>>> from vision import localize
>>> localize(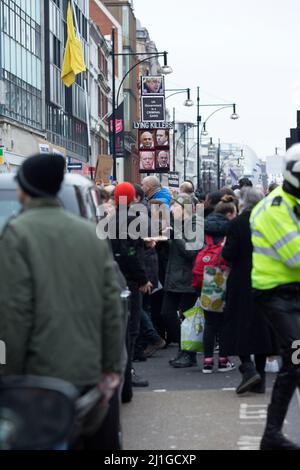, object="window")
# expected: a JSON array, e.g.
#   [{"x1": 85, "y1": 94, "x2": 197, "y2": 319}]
[
  {"x1": 4, "y1": 34, "x2": 10, "y2": 71},
  {"x1": 51, "y1": 34, "x2": 61, "y2": 68},
  {"x1": 82, "y1": 16, "x2": 87, "y2": 41},
  {"x1": 15, "y1": 14, "x2": 20, "y2": 42},
  {"x1": 122, "y1": 6, "x2": 130, "y2": 40},
  {"x1": 9, "y1": 8, "x2": 15, "y2": 38},
  {"x1": 0, "y1": 69, "x2": 42, "y2": 129},
  {"x1": 2, "y1": 4, "x2": 9, "y2": 34},
  {"x1": 98, "y1": 90, "x2": 108, "y2": 119},
  {"x1": 16, "y1": 43, "x2": 22, "y2": 77},
  {"x1": 98, "y1": 50, "x2": 108, "y2": 79},
  {"x1": 101, "y1": 138, "x2": 108, "y2": 155}
]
